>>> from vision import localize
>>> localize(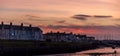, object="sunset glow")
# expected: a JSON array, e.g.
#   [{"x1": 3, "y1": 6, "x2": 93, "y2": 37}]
[{"x1": 0, "y1": 0, "x2": 120, "y2": 40}]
